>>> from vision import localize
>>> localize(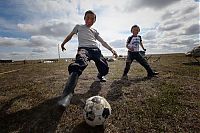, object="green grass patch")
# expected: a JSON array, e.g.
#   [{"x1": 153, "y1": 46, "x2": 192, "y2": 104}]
[
  {"x1": 142, "y1": 83, "x2": 186, "y2": 131},
  {"x1": 147, "y1": 83, "x2": 182, "y2": 111}
]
